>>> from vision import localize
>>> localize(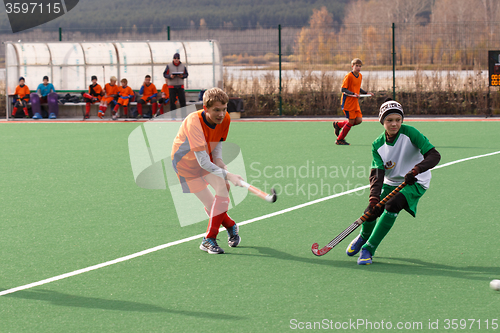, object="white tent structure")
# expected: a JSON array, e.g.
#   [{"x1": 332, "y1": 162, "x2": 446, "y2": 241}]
[{"x1": 5, "y1": 40, "x2": 223, "y2": 118}]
